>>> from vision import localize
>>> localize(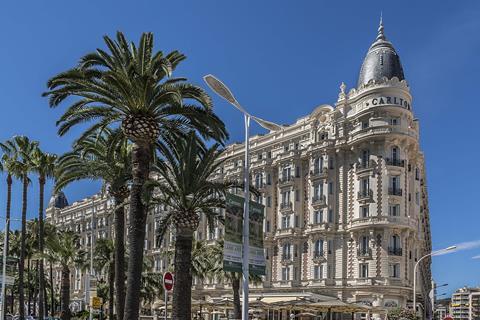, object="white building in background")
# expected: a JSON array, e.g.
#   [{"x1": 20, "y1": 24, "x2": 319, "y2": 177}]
[
  {"x1": 46, "y1": 20, "x2": 432, "y2": 318},
  {"x1": 450, "y1": 287, "x2": 480, "y2": 320}
]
